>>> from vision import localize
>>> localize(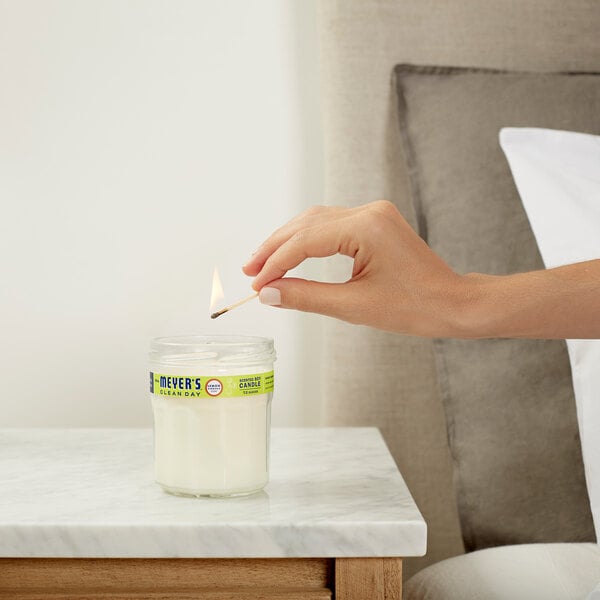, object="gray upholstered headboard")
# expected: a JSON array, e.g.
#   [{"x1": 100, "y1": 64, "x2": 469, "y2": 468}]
[{"x1": 316, "y1": 0, "x2": 600, "y2": 579}]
